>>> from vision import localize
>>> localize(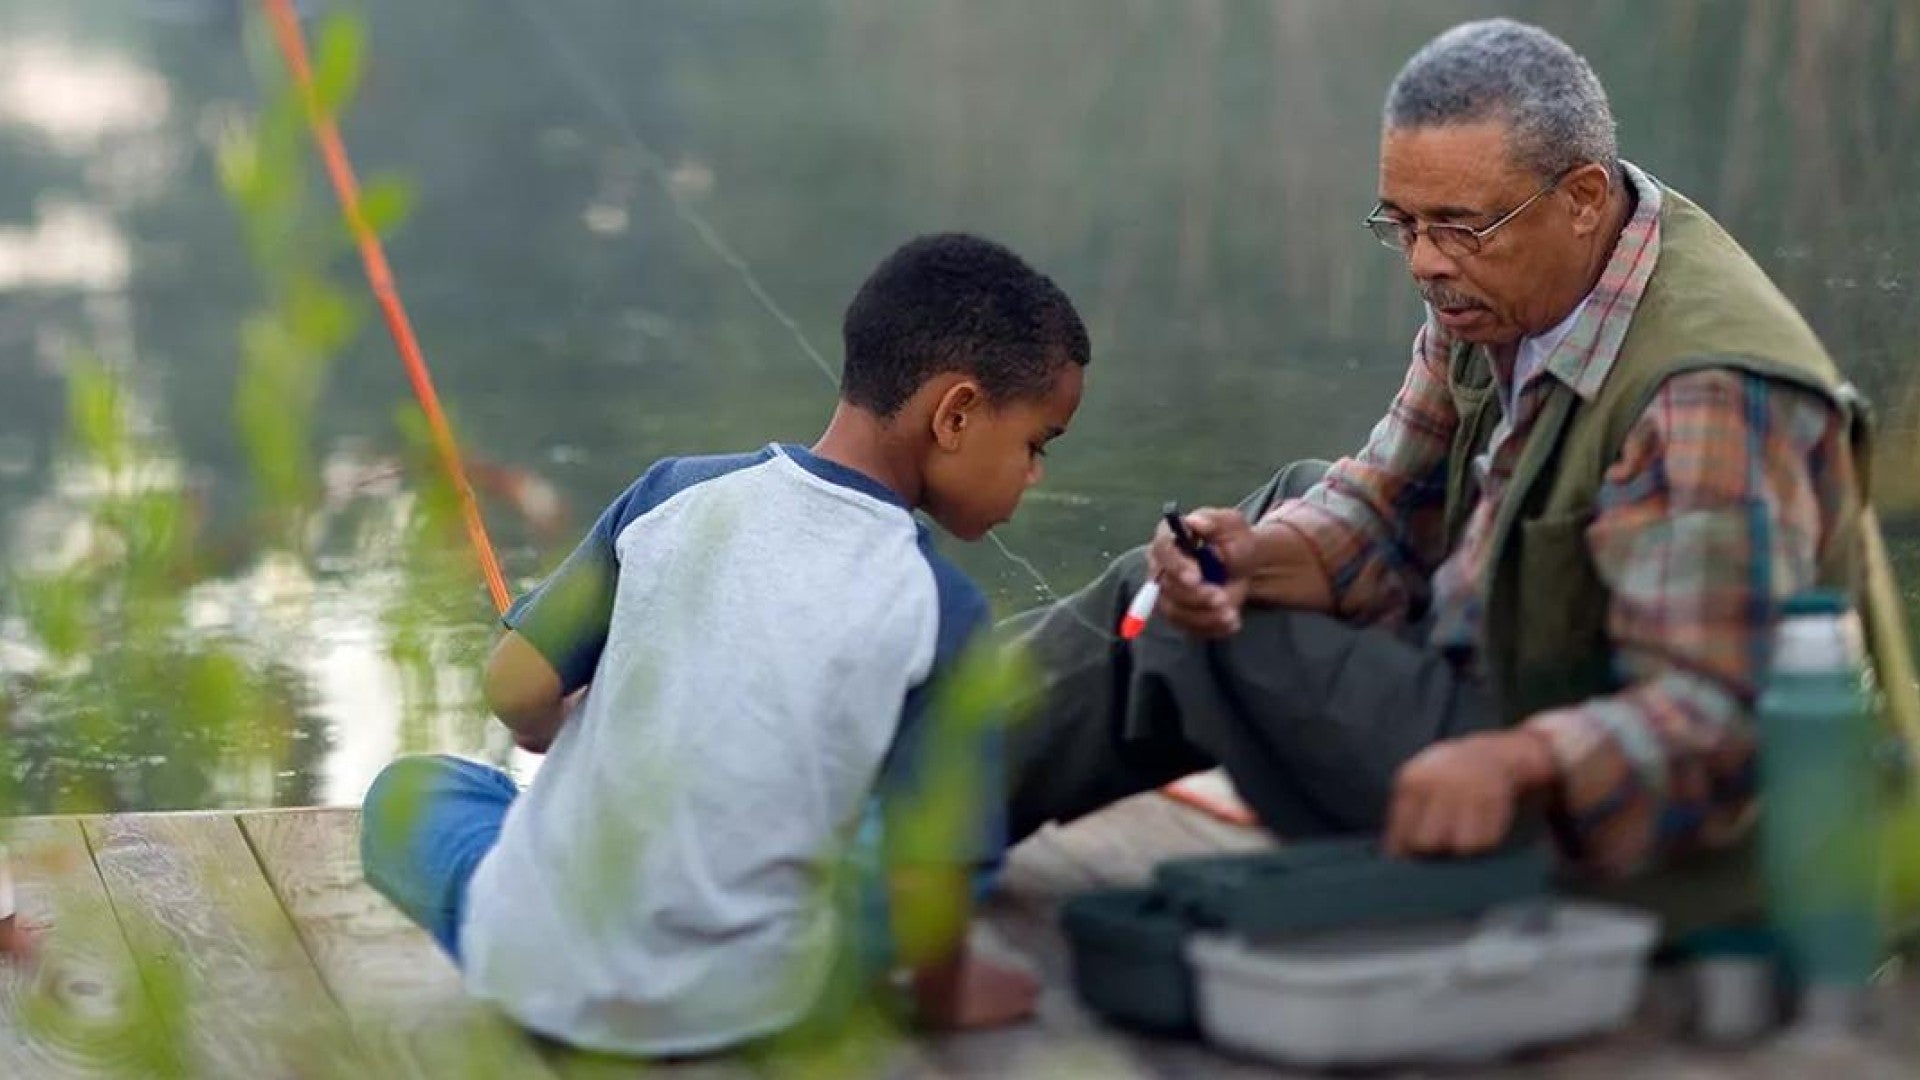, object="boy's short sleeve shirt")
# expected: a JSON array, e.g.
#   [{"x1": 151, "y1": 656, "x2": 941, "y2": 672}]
[{"x1": 464, "y1": 443, "x2": 1001, "y2": 1055}]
